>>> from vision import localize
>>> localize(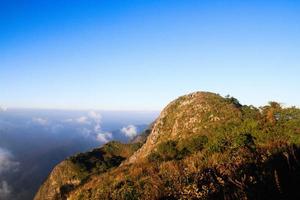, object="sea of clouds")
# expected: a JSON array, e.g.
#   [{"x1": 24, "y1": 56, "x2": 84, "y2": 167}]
[{"x1": 0, "y1": 109, "x2": 158, "y2": 200}]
